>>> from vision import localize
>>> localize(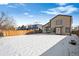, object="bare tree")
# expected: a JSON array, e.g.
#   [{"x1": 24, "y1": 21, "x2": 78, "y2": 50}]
[{"x1": 0, "y1": 12, "x2": 16, "y2": 30}]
